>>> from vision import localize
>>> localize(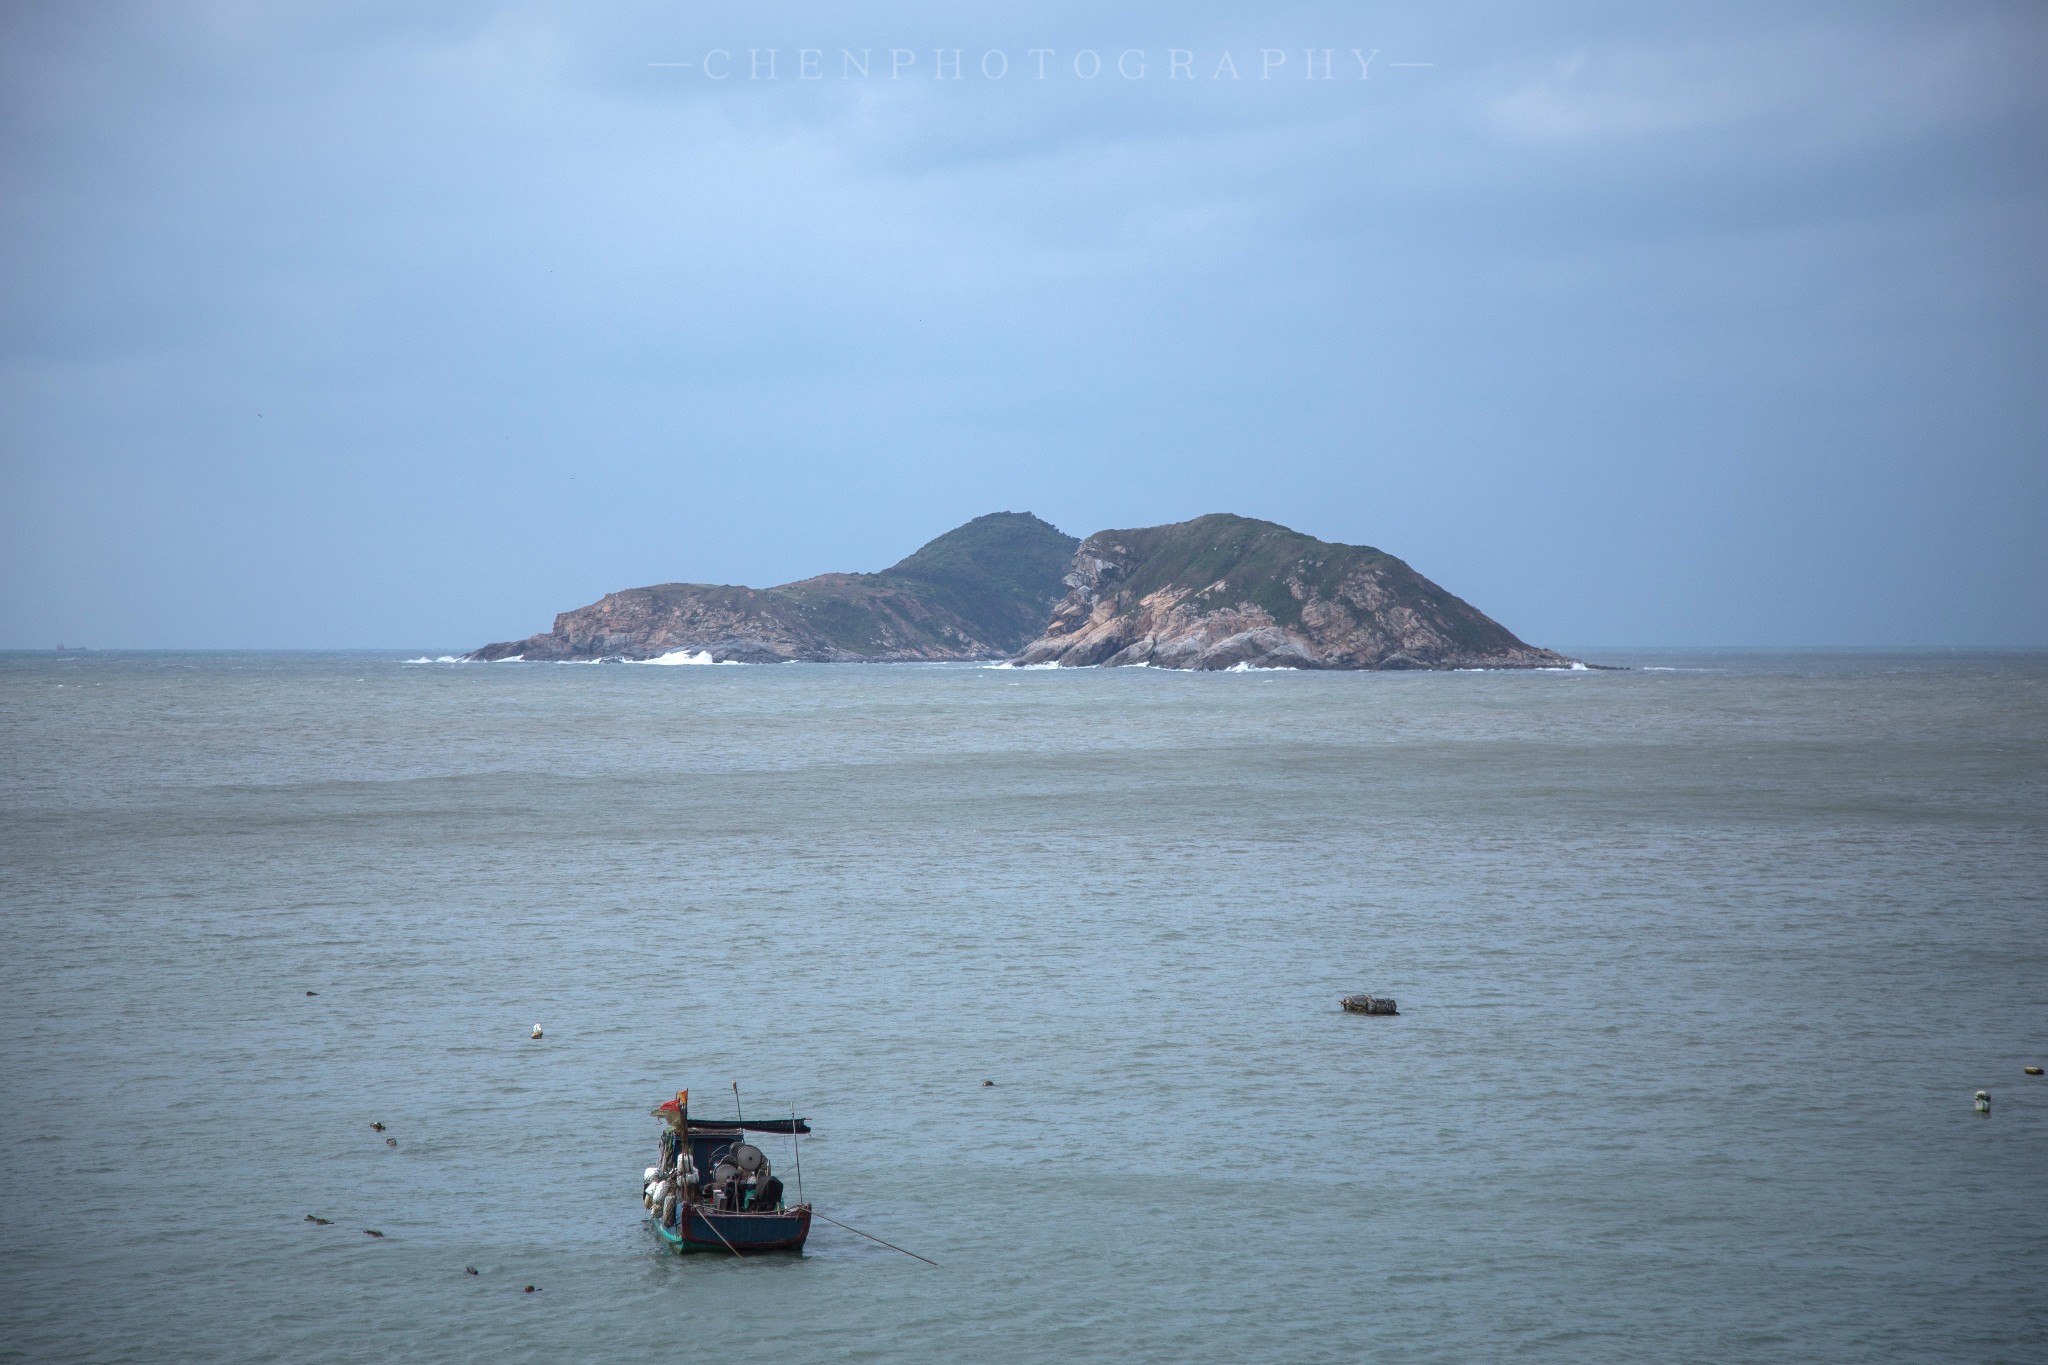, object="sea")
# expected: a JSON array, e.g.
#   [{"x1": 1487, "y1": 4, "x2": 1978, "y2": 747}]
[{"x1": 1, "y1": 648, "x2": 2043, "y2": 1363}]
